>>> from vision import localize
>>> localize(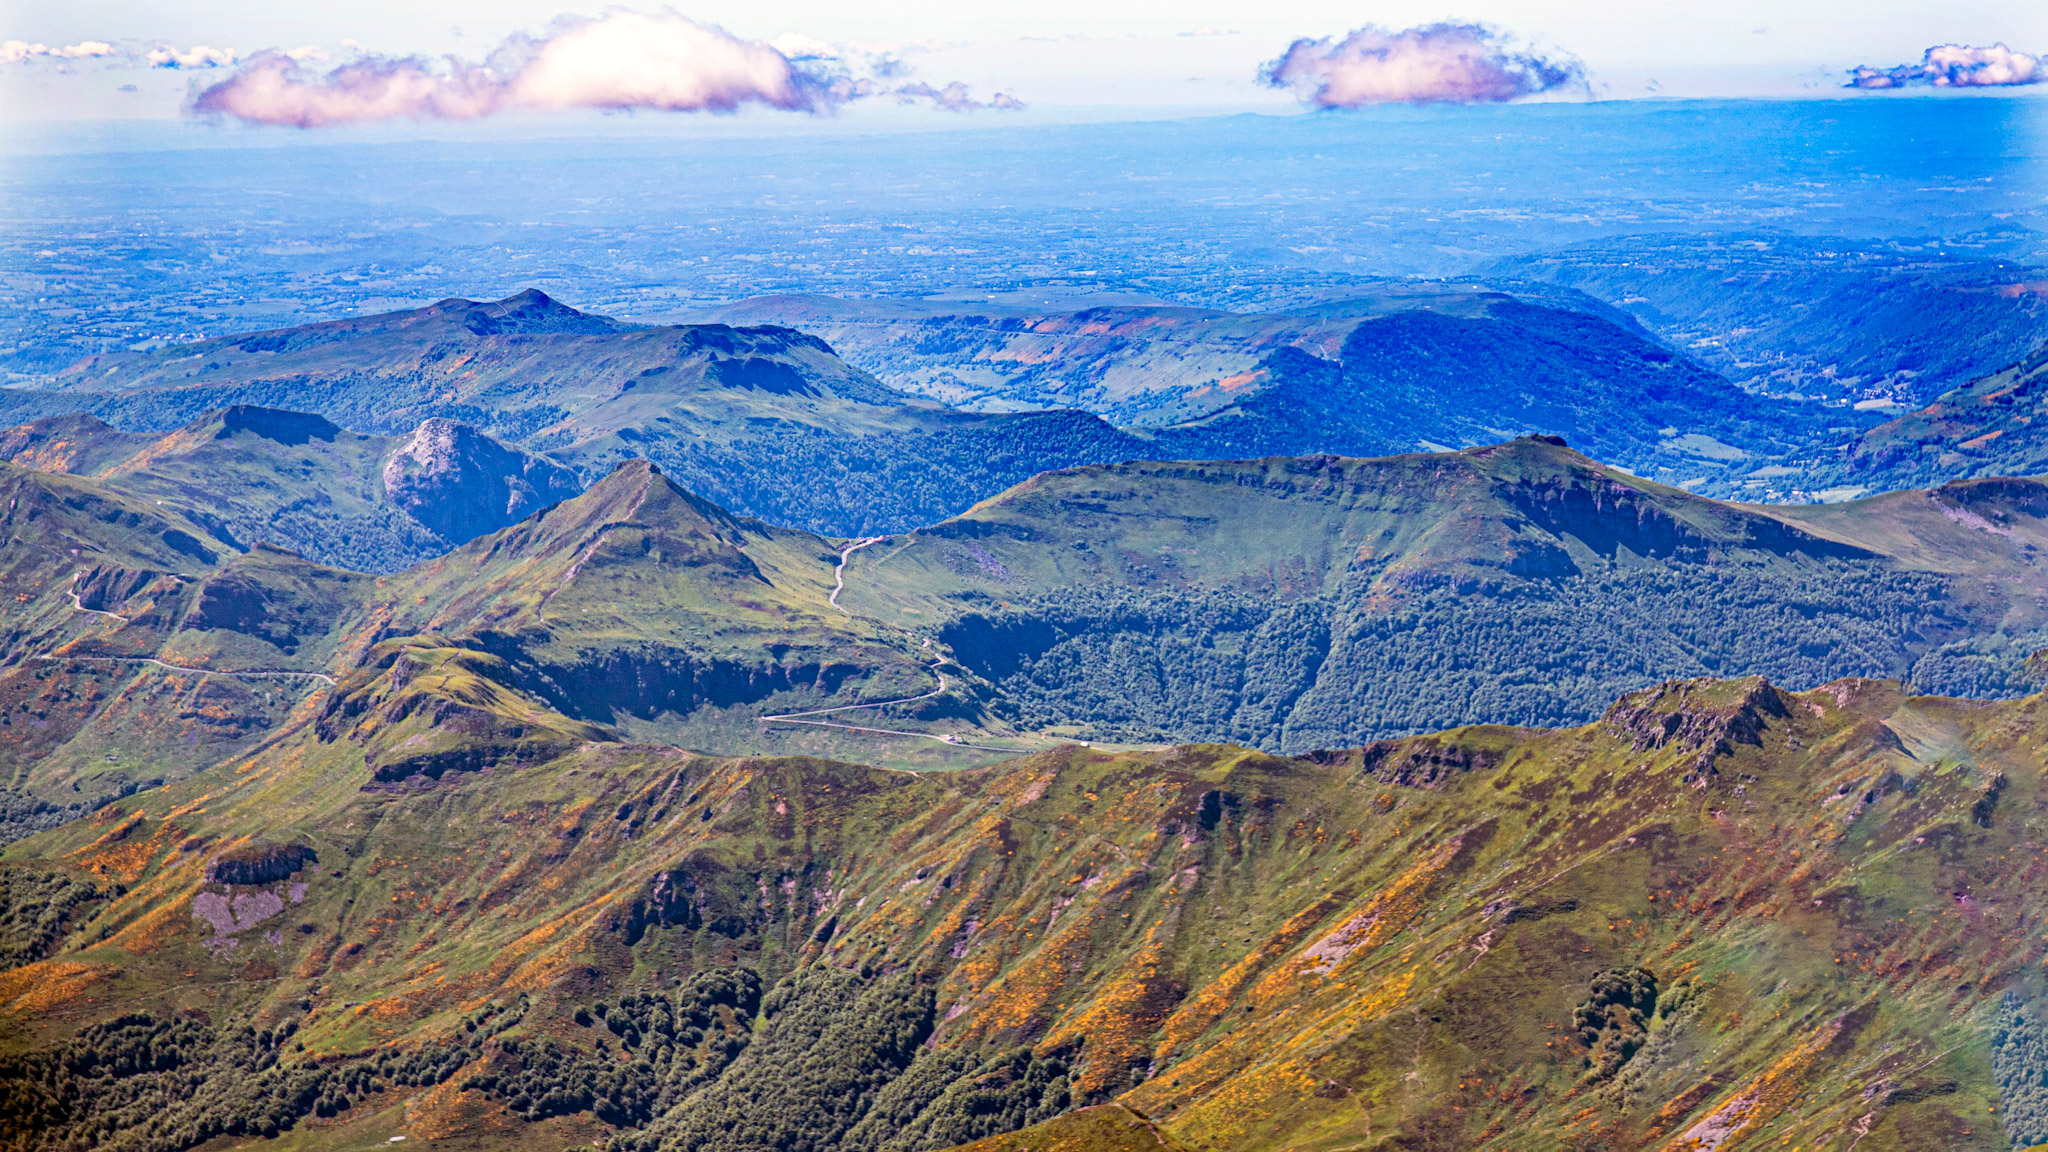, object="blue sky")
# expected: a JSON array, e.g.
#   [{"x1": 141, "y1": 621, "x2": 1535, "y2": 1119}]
[{"x1": 5, "y1": 0, "x2": 2046, "y2": 124}]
